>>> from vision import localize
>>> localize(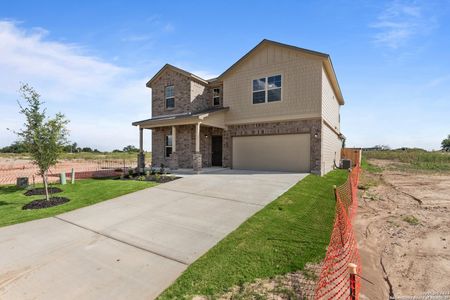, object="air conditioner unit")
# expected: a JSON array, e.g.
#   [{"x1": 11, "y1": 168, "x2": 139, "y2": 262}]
[{"x1": 341, "y1": 159, "x2": 352, "y2": 169}]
